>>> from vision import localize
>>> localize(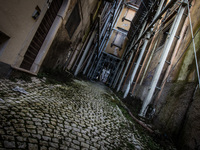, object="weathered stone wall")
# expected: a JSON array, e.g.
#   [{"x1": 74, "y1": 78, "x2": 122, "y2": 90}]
[
  {"x1": 153, "y1": 82, "x2": 196, "y2": 136},
  {"x1": 153, "y1": 0, "x2": 200, "y2": 149},
  {"x1": 178, "y1": 89, "x2": 200, "y2": 150},
  {"x1": 153, "y1": 82, "x2": 200, "y2": 149},
  {"x1": 41, "y1": 0, "x2": 99, "y2": 70}
]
